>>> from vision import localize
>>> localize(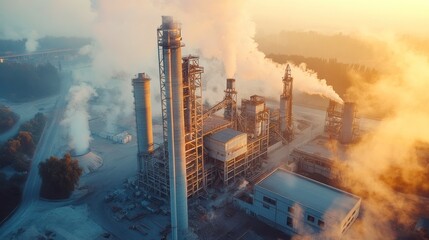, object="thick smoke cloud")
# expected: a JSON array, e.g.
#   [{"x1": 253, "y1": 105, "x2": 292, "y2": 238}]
[
  {"x1": 340, "y1": 36, "x2": 429, "y2": 238},
  {"x1": 61, "y1": 83, "x2": 96, "y2": 155},
  {"x1": 2, "y1": 1, "x2": 342, "y2": 148},
  {"x1": 295, "y1": 36, "x2": 429, "y2": 239}
]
